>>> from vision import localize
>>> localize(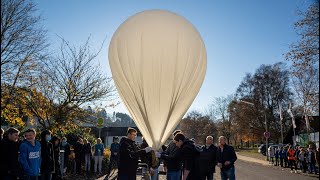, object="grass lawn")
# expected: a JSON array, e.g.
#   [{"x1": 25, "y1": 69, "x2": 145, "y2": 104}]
[{"x1": 236, "y1": 148, "x2": 267, "y2": 161}]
